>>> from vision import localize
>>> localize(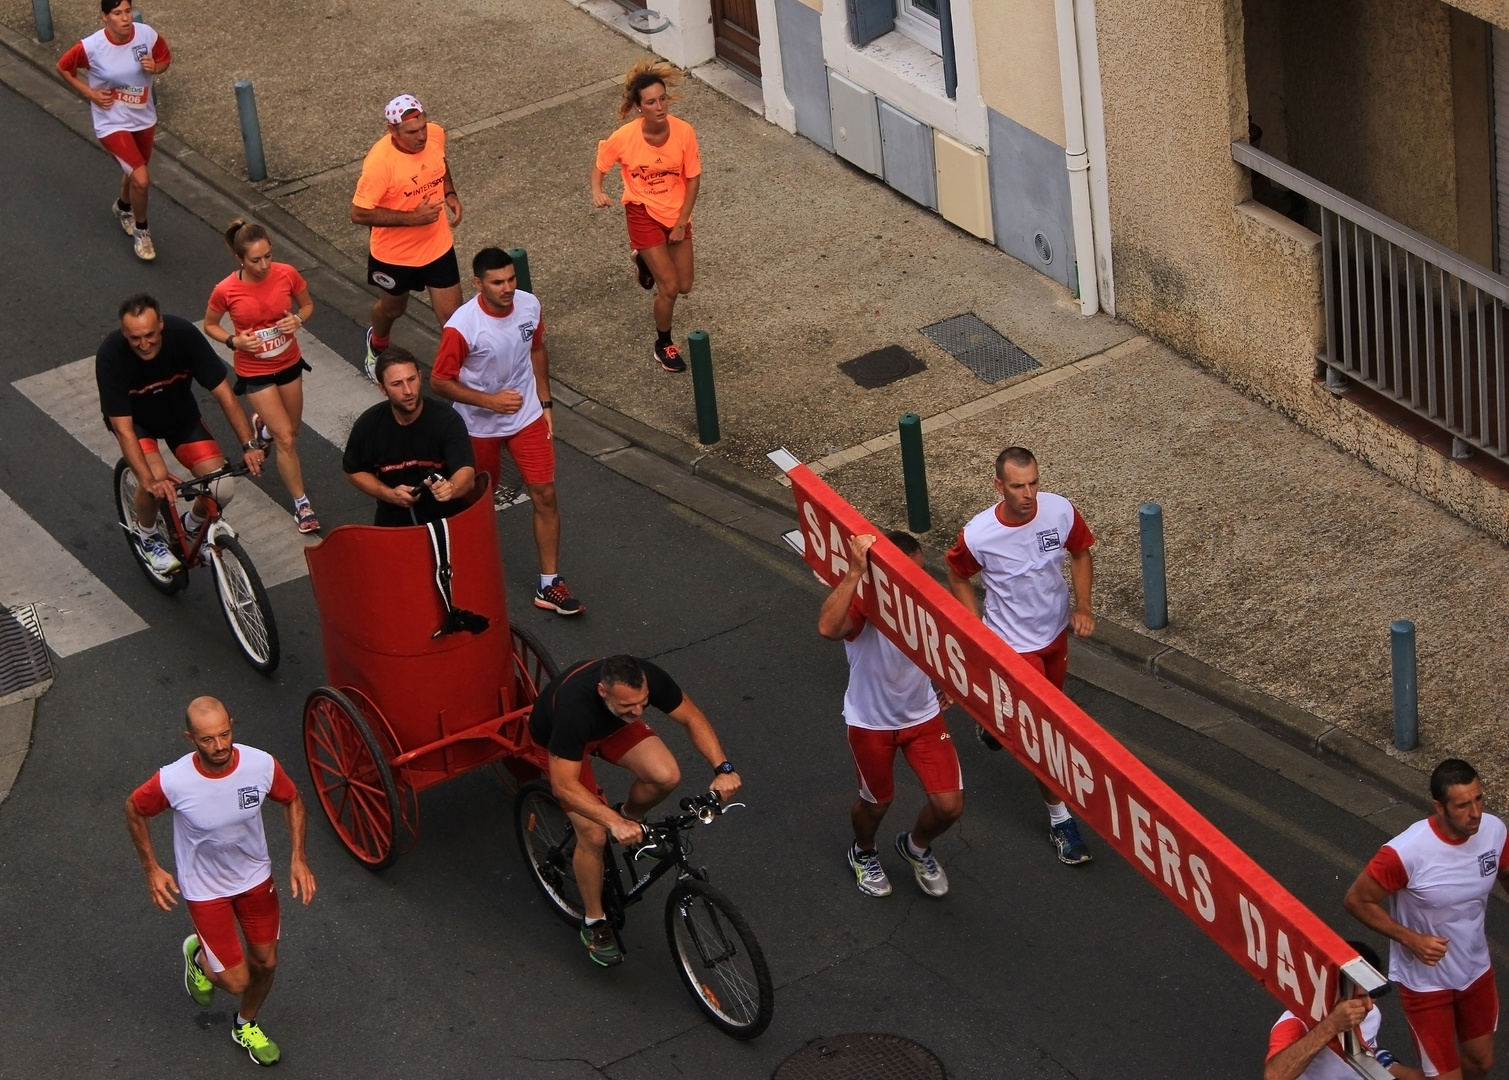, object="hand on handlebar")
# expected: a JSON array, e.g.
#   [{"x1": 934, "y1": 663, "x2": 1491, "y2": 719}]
[
  {"x1": 710, "y1": 770, "x2": 741, "y2": 802},
  {"x1": 146, "y1": 476, "x2": 180, "y2": 503},
  {"x1": 241, "y1": 446, "x2": 266, "y2": 477},
  {"x1": 610, "y1": 815, "x2": 646, "y2": 845}
]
